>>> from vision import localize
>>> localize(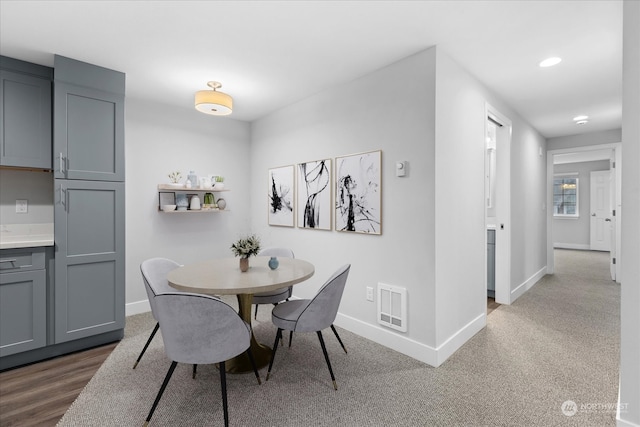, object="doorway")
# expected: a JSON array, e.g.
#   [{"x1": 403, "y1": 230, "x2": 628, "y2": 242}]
[
  {"x1": 546, "y1": 143, "x2": 621, "y2": 281},
  {"x1": 485, "y1": 104, "x2": 512, "y2": 306}
]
